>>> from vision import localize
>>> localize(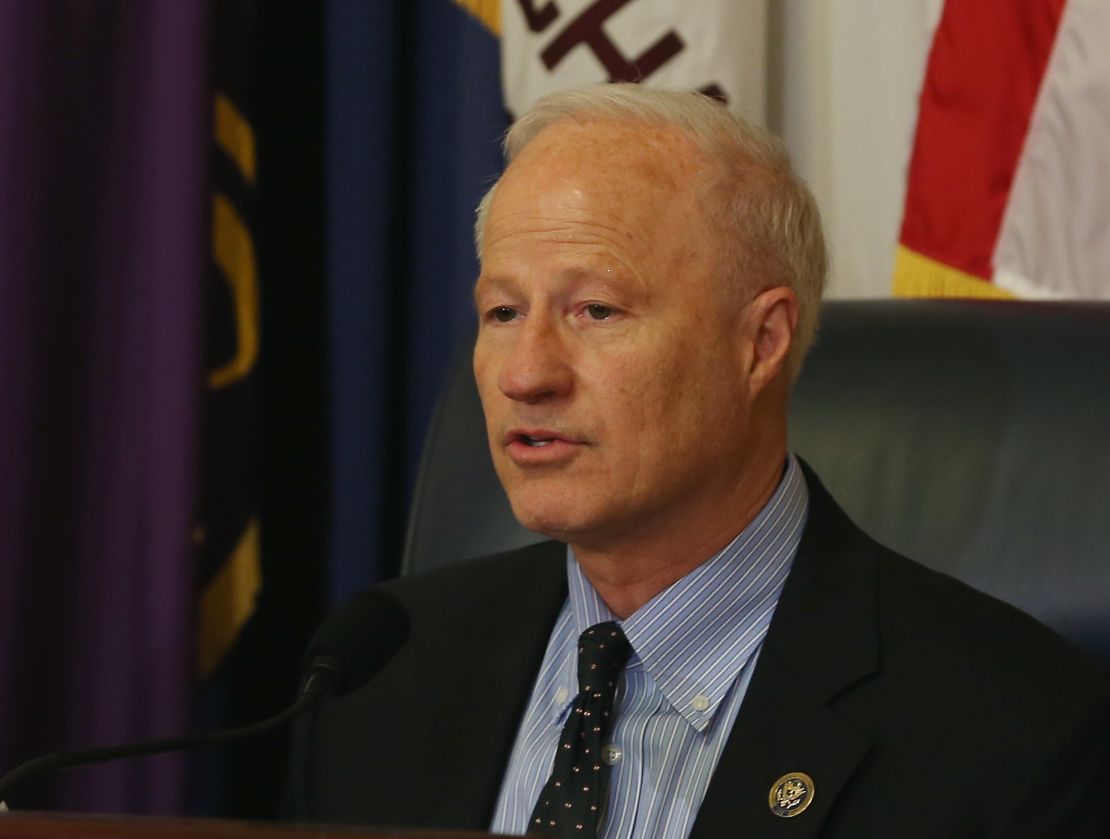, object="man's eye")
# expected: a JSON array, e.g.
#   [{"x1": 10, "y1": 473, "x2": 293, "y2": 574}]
[
  {"x1": 491, "y1": 306, "x2": 518, "y2": 323},
  {"x1": 585, "y1": 303, "x2": 613, "y2": 320}
]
